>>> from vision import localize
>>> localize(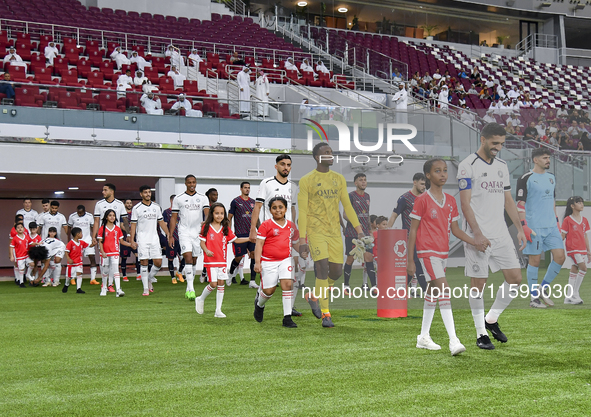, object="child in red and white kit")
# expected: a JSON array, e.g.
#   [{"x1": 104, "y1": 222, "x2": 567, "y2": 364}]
[
  {"x1": 408, "y1": 158, "x2": 476, "y2": 356},
  {"x1": 10, "y1": 223, "x2": 31, "y2": 287},
  {"x1": 253, "y1": 196, "x2": 300, "y2": 328},
  {"x1": 97, "y1": 209, "x2": 132, "y2": 297},
  {"x1": 195, "y1": 202, "x2": 250, "y2": 318},
  {"x1": 561, "y1": 196, "x2": 590, "y2": 305},
  {"x1": 64, "y1": 227, "x2": 94, "y2": 294}
]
